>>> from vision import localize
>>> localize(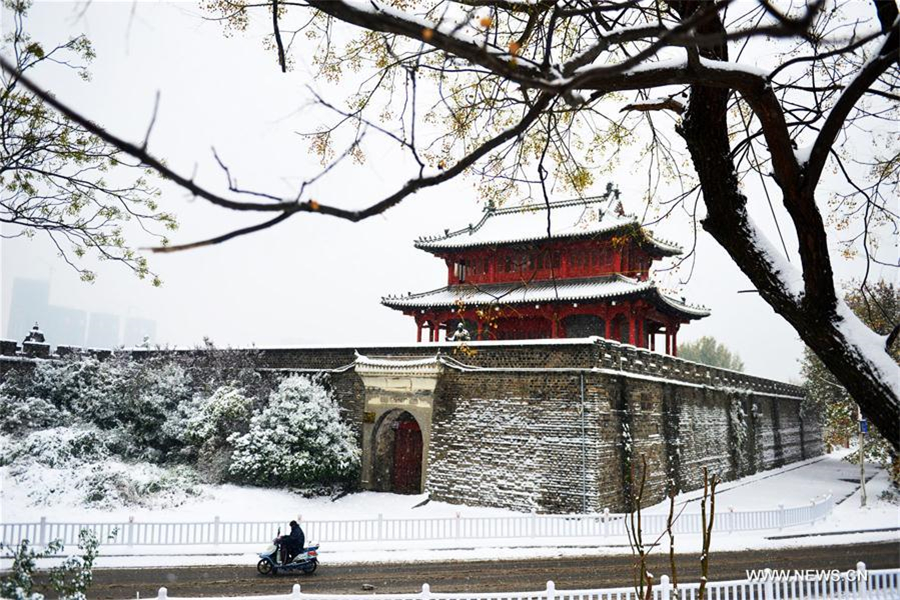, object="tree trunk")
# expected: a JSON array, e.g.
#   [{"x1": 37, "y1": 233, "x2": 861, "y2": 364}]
[{"x1": 670, "y1": 0, "x2": 899, "y2": 450}]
